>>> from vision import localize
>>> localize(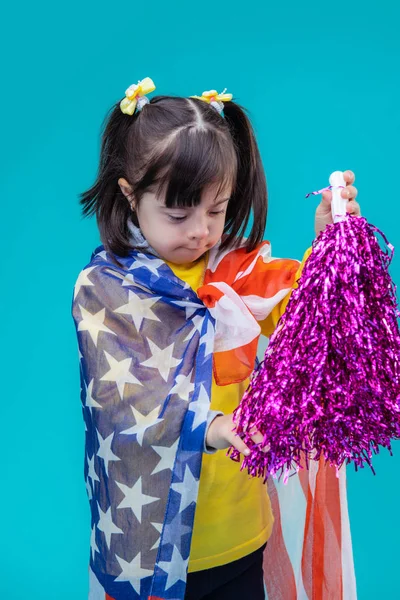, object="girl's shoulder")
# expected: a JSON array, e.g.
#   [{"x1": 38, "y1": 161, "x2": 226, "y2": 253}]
[
  {"x1": 205, "y1": 238, "x2": 300, "y2": 289},
  {"x1": 74, "y1": 245, "x2": 165, "y2": 283},
  {"x1": 72, "y1": 245, "x2": 200, "y2": 314},
  {"x1": 206, "y1": 238, "x2": 273, "y2": 276}
]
